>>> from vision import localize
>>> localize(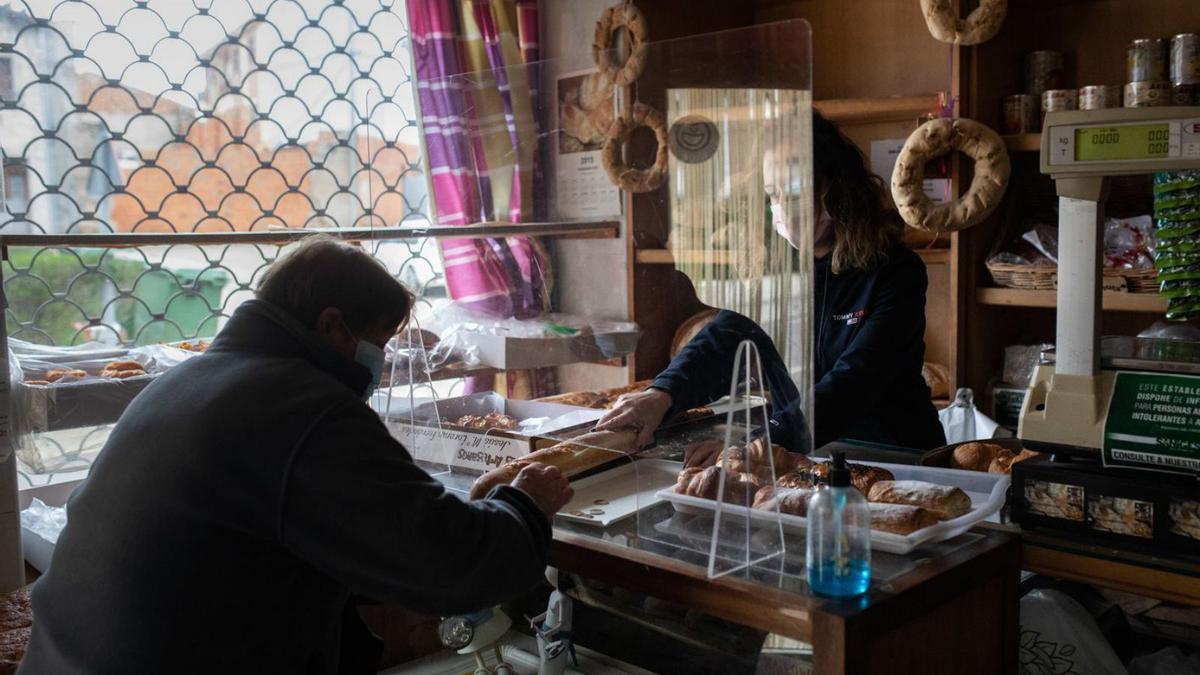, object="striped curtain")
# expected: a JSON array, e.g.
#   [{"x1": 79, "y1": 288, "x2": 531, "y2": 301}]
[{"x1": 408, "y1": 0, "x2": 555, "y2": 397}]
